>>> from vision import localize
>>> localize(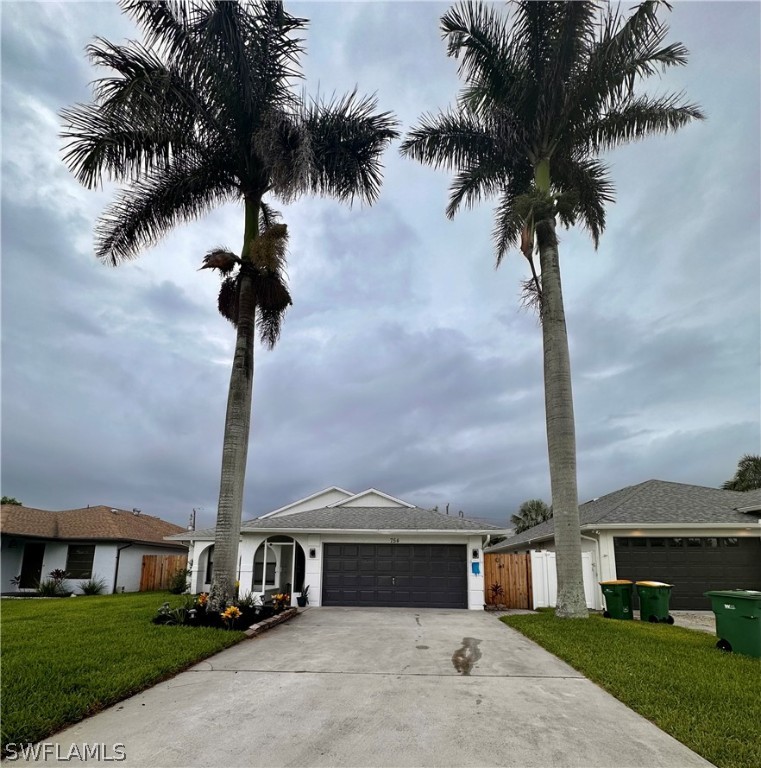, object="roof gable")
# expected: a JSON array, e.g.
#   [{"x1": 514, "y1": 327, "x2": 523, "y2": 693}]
[
  {"x1": 258, "y1": 487, "x2": 354, "y2": 518},
  {"x1": 238, "y1": 505, "x2": 502, "y2": 533},
  {"x1": 329, "y1": 489, "x2": 415, "y2": 508}
]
